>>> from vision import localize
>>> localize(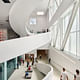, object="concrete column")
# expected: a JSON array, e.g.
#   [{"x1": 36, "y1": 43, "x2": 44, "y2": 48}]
[
  {"x1": 21, "y1": 55, "x2": 25, "y2": 60},
  {"x1": 34, "y1": 50, "x2": 37, "y2": 58},
  {"x1": 4, "y1": 61, "x2": 7, "y2": 80}
]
